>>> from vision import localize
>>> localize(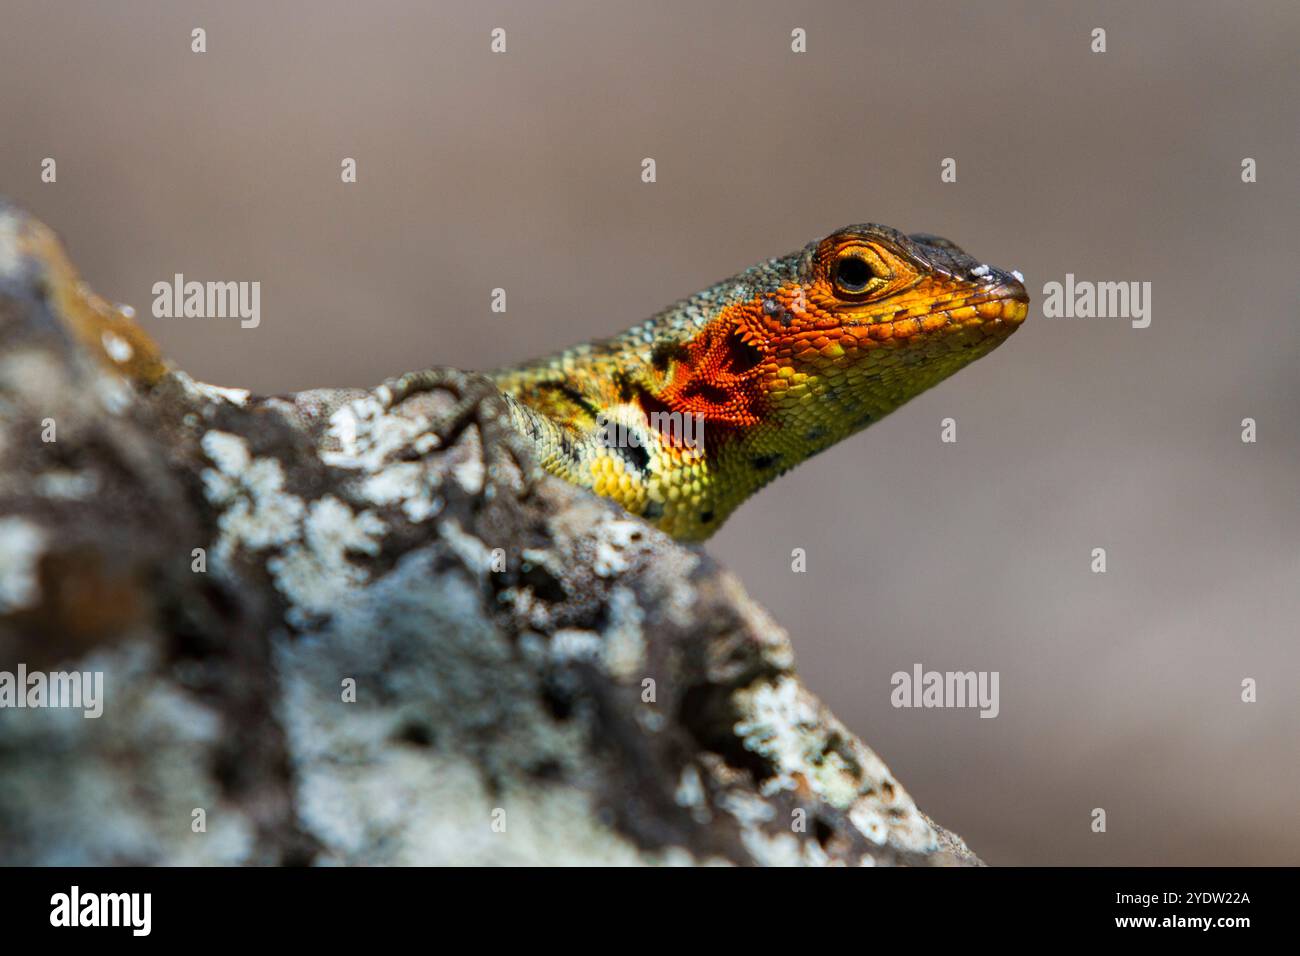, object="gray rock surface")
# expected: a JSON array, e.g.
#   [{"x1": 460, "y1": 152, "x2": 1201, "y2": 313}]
[{"x1": 0, "y1": 200, "x2": 979, "y2": 865}]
